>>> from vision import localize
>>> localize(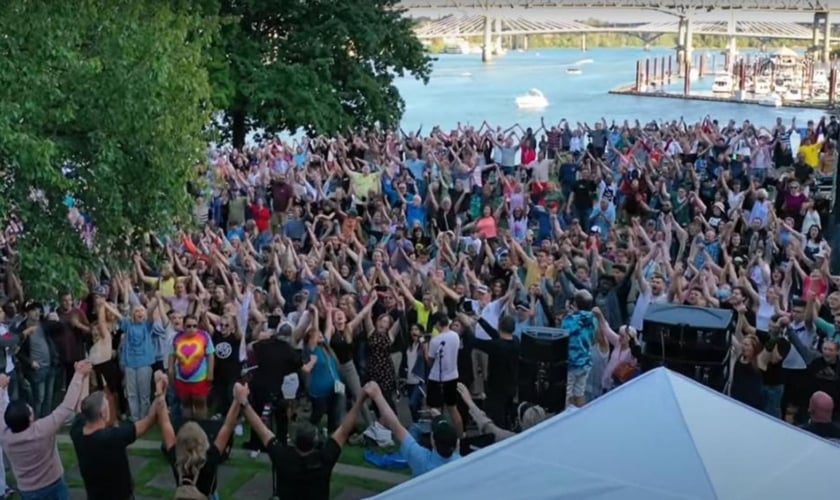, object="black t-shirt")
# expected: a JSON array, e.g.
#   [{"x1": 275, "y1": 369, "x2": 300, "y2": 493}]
[
  {"x1": 70, "y1": 418, "x2": 137, "y2": 500},
  {"x1": 212, "y1": 331, "x2": 242, "y2": 383},
  {"x1": 252, "y1": 338, "x2": 304, "y2": 393},
  {"x1": 800, "y1": 421, "x2": 840, "y2": 440},
  {"x1": 269, "y1": 437, "x2": 341, "y2": 500},
  {"x1": 167, "y1": 443, "x2": 224, "y2": 496},
  {"x1": 572, "y1": 180, "x2": 597, "y2": 210}
]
